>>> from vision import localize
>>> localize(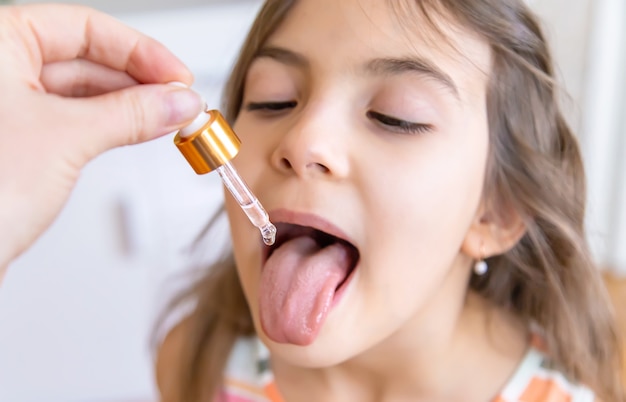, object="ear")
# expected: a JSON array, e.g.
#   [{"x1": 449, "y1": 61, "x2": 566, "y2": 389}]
[{"x1": 461, "y1": 199, "x2": 527, "y2": 260}]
